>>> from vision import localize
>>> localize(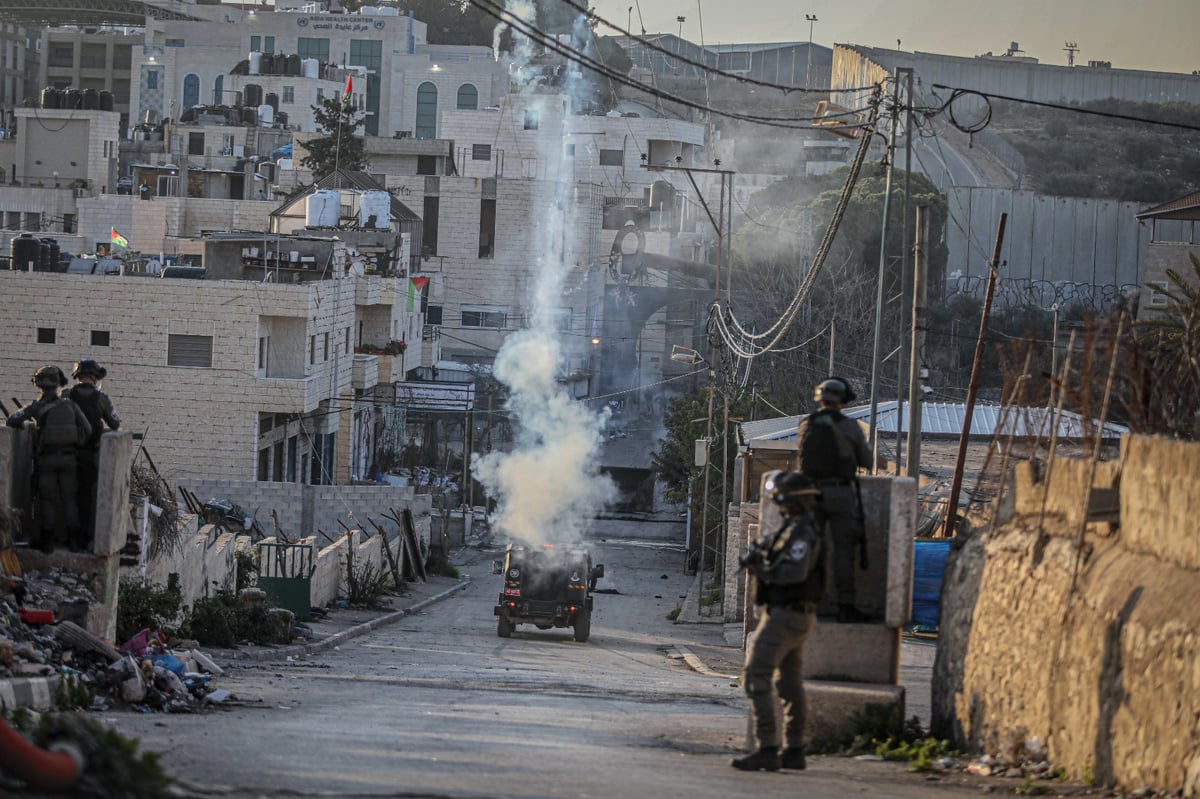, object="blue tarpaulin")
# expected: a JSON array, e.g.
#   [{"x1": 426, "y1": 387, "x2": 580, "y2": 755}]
[{"x1": 911, "y1": 539, "x2": 952, "y2": 628}]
